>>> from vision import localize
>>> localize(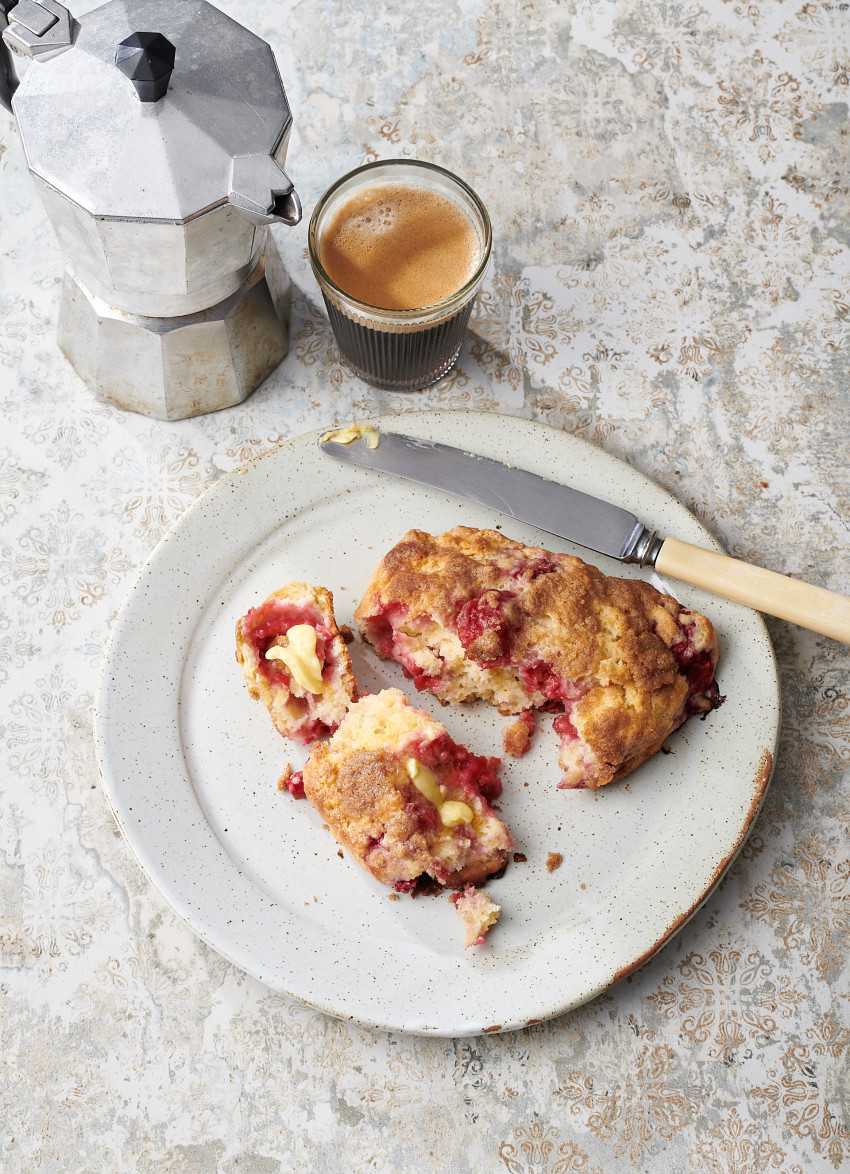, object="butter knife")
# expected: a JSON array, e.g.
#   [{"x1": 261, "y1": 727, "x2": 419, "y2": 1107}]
[{"x1": 319, "y1": 426, "x2": 850, "y2": 644}]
